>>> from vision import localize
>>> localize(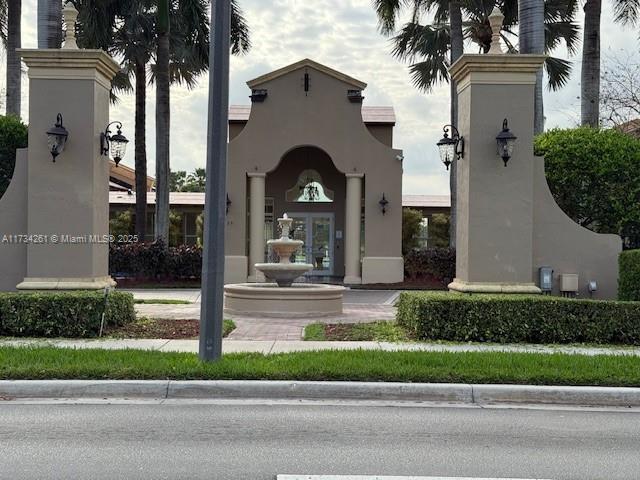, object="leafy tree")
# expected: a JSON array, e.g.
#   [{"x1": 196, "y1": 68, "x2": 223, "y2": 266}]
[
  {"x1": 169, "y1": 168, "x2": 206, "y2": 192},
  {"x1": 534, "y1": 127, "x2": 640, "y2": 246},
  {"x1": 402, "y1": 208, "x2": 424, "y2": 255},
  {"x1": 109, "y1": 210, "x2": 135, "y2": 237},
  {"x1": 0, "y1": 114, "x2": 27, "y2": 200},
  {"x1": 428, "y1": 213, "x2": 450, "y2": 248}
]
